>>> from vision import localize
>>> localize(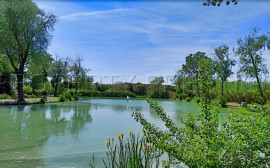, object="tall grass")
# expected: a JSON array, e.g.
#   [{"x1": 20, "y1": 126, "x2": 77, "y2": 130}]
[{"x1": 89, "y1": 132, "x2": 161, "y2": 168}]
